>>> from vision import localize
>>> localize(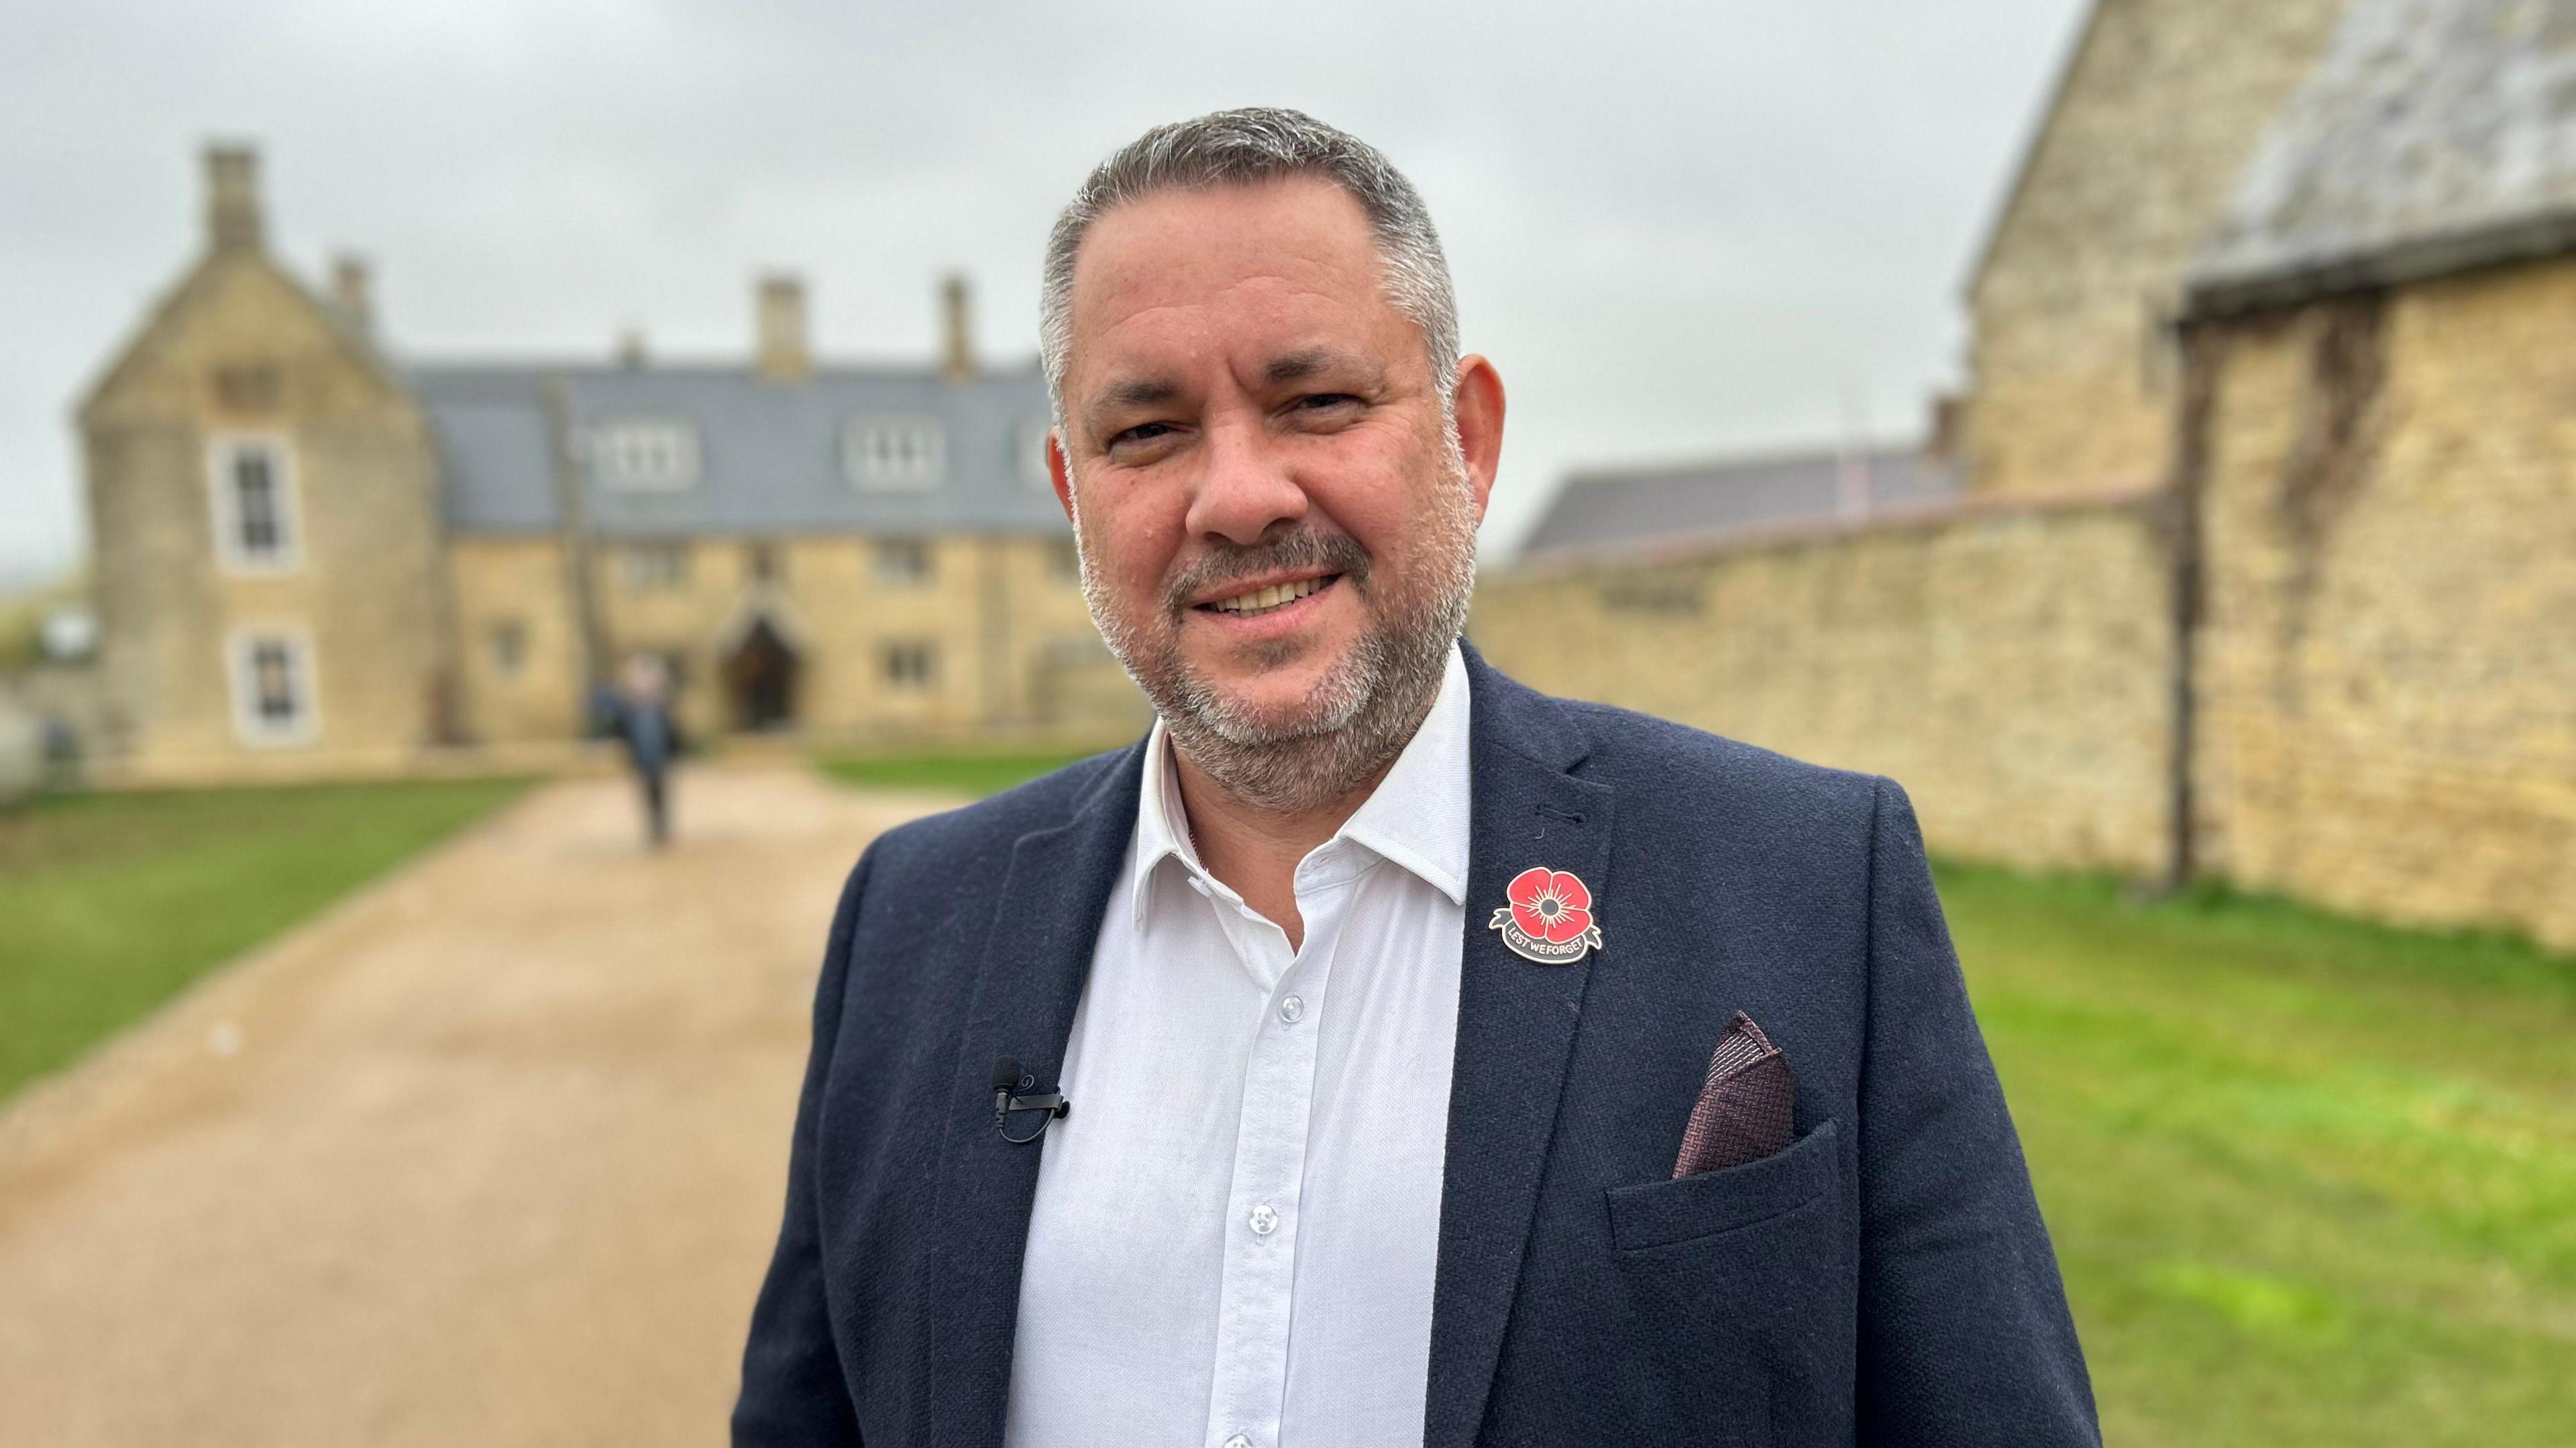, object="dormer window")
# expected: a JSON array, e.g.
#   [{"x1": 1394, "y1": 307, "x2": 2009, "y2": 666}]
[
  {"x1": 844, "y1": 416, "x2": 947, "y2": 490},
  {"x1": 207, "y1": 434, "x2": 300, "y2": 573},
  {"x1": 596, "y1": 418, "x2": 700, "y2": 491}
]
